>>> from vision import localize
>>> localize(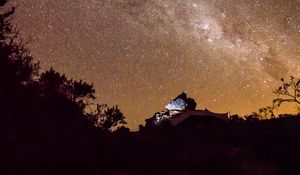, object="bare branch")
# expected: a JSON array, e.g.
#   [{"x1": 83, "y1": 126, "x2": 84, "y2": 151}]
[{"x1": 273, "y1": 76, "x2": 300, "y2": 109}]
